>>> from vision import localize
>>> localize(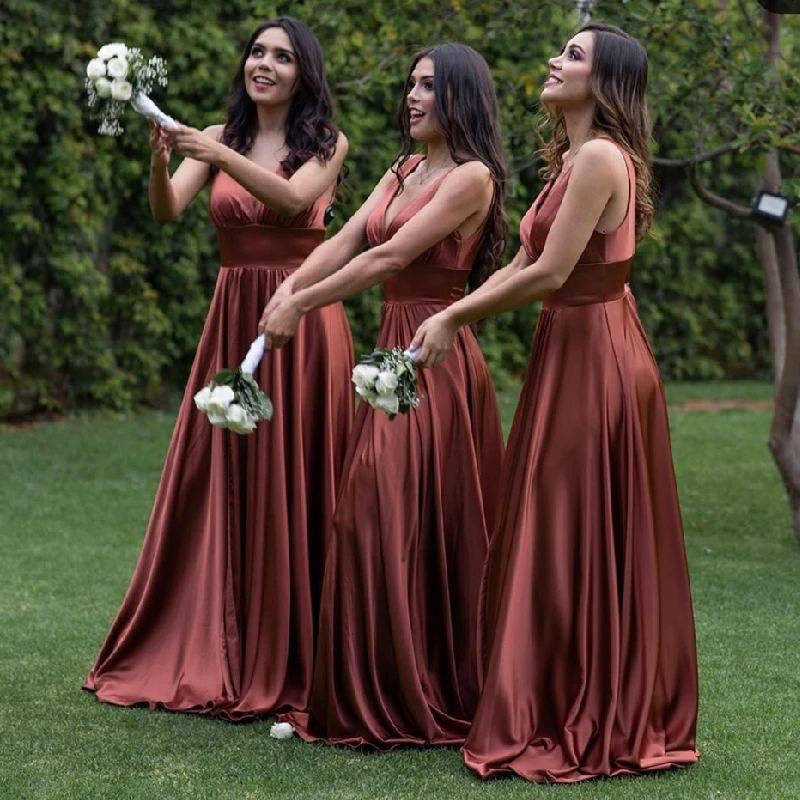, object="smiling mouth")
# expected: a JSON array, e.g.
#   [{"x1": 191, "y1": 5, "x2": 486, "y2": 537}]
[
  {"x1": 253, "y1": 76, "x2": 276, "y2": 87},
  {"x1": 409, "y1": 109, "x2": 424, "y2": 122},
  {"x1": 545, "y1": 74, "x2": 562, "y2": 85}
]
